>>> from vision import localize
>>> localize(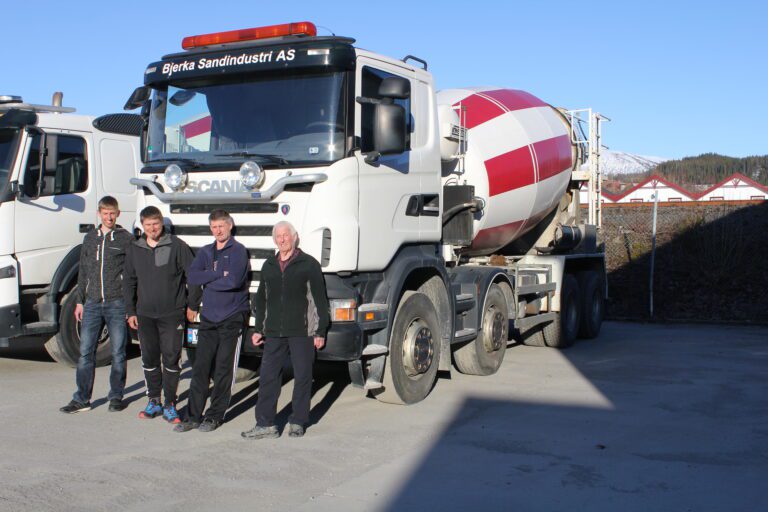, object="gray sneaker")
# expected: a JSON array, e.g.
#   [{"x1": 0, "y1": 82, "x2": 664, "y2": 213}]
[
  {"x1": 198, "y1": 418, "x2": 222, "y2": 433},
  {"x1": 288, "y1": 423, "x2": 305, "y2": 437},
  {"x1": 241, "y1": 424, "x2": 279, "y2": 440}
]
